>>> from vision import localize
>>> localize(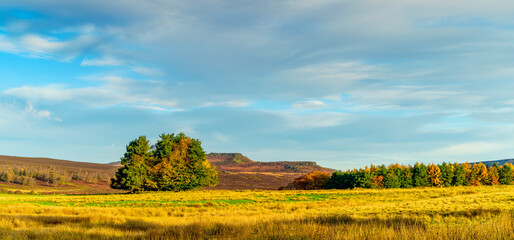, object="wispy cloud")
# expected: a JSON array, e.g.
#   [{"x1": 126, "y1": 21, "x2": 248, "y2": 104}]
[
  {"x1": 81, "y1": 57, "x2": 123, "y2": 66},
  {"x1": 25, "y1": 102, "x2": 62, "y2": 121},
  {"x1": 2, "y1": 77, "x2": 178, "y2": 111},
  {"x1": 292, "y1": 99, "x2": 326, "y2": 109}
]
